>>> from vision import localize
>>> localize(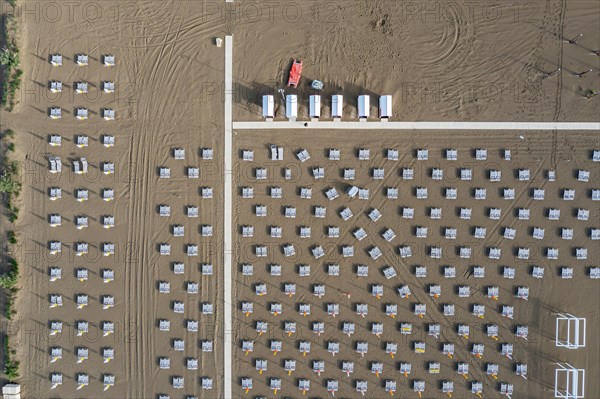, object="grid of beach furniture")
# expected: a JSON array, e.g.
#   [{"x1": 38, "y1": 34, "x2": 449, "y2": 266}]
[
  {"x1": 48, "y1": 53, "x2": 116, "y2": 121},
  {"x1": 155, "y1": 146, "x2": 216, "y2": 396},
  {"x1": 235, "y1": 144, "x2": 599, "y2": 397},
  {"x1": 46, "y1": 53, "x2": 118, "y2": 392}
]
